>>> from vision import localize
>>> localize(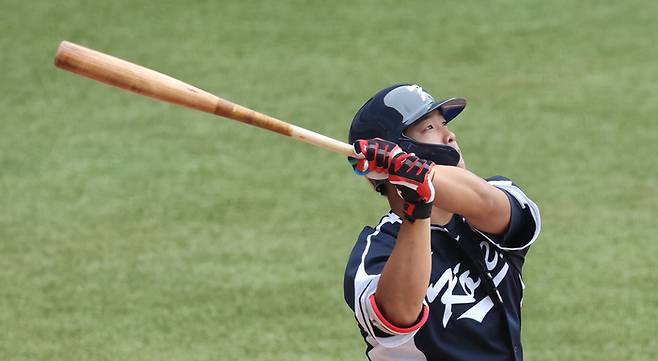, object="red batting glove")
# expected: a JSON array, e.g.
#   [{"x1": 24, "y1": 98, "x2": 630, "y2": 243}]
[
  {"x1": 388, "y1": 153, "x2": 436, "y2": 203},
  {"x1": 352, "y1": 138, "x2": 403, "y2": 175},
  {"x1": 388, "y1": 153, "x2": 437, "y2": 221}
]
